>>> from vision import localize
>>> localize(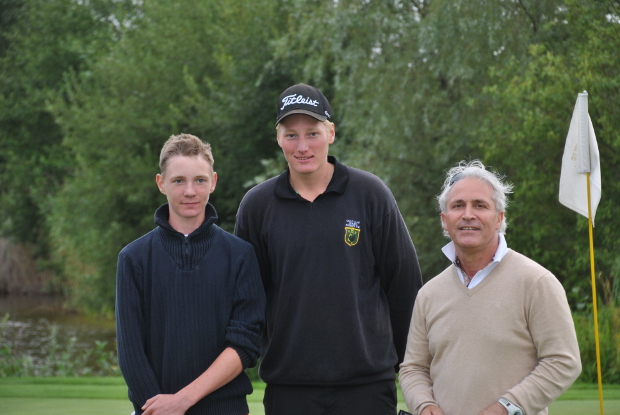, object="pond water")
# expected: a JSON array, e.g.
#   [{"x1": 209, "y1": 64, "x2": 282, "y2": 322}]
[{"x1": 0, "y1": 295, "x2": 117, "y2": 374}]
